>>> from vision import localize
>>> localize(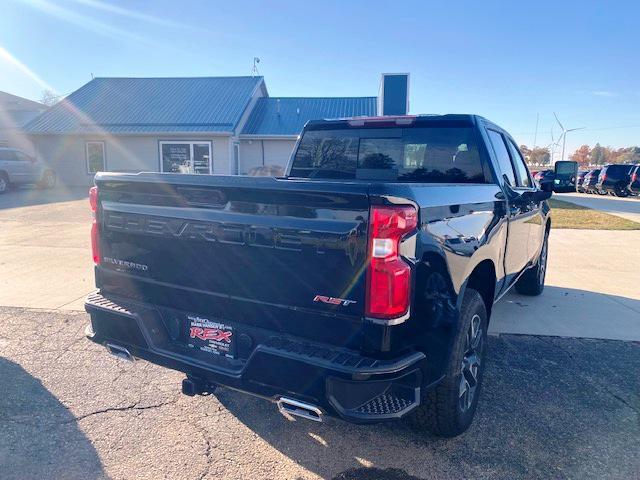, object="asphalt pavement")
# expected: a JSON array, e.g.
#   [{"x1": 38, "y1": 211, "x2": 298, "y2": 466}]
[{"x1": 1, "y1": 307, "x2": 638, "y2": 480}]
